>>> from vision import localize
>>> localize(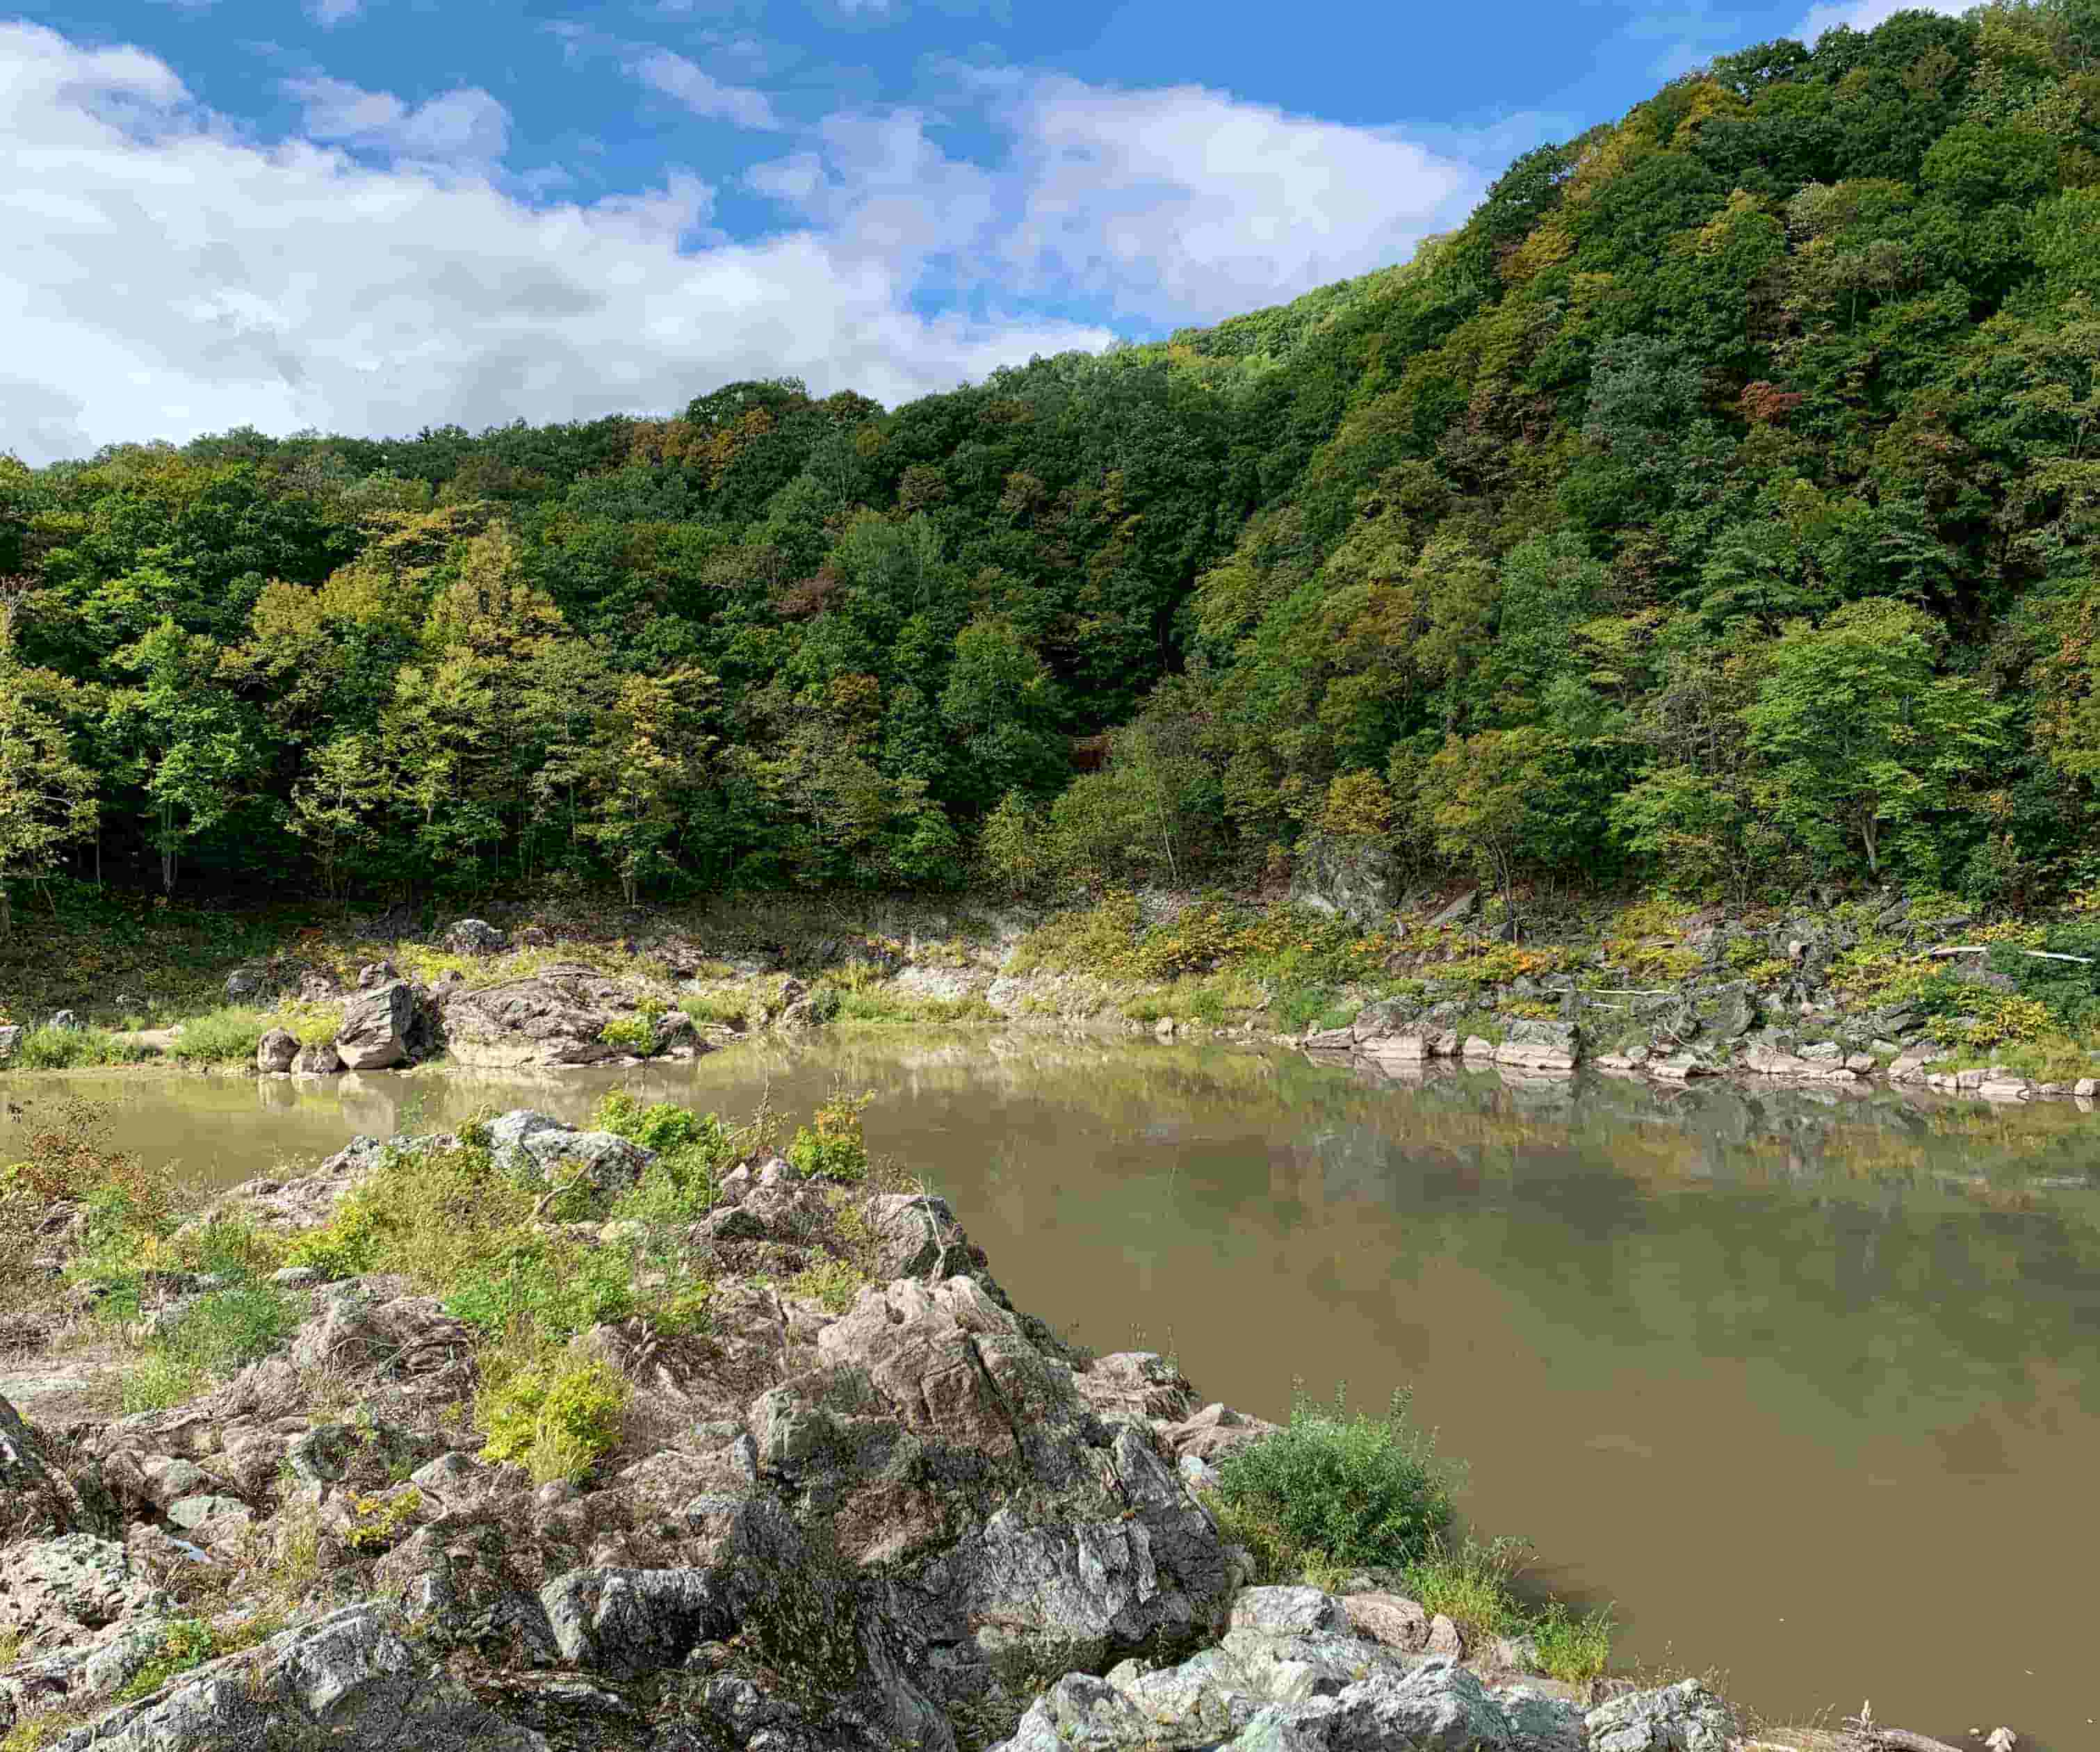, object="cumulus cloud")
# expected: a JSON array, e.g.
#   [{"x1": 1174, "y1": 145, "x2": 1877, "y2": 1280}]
[
  {"x1": 285, "y1": 76, "x2": 510, "y2": 164},
  {"x1": 0, "y1": 22, "x2": 1109, "y2": 464},
  {"x1": 1002, "y1": 77, "x2": 1481, "y2": 320},
  {"x1": 753, "y1": 71, "x2": 1486, "y2": 325},
  {"x1": 1791, "y1": 0, "x2": 1968, "y2": 42},
  {"x1": 633, "y1": 49, "x2": 781, "y2": 130}
]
